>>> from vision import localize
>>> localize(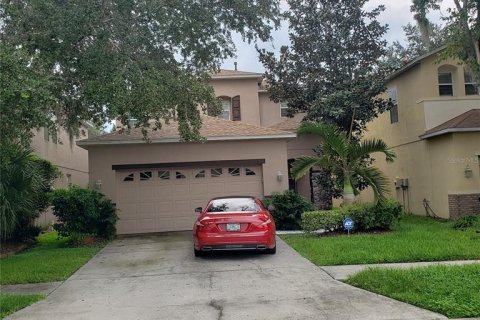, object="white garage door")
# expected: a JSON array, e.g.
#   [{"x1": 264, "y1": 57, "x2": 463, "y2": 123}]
[{"x1": 115, "y1": 165, "x2": 263, "y2": 234}]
